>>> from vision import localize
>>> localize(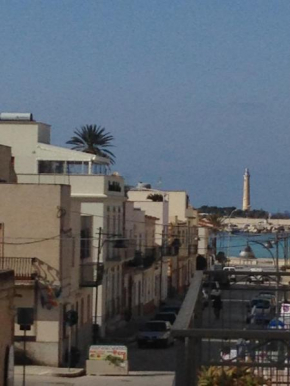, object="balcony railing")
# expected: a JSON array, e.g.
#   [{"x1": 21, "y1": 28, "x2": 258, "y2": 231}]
[
  {"x1": 0, "y1": 257, "x2": 37, "y2": 280},
  {"x1": 172, "y1": 270, "x2": 290, "y2": 386},
  {"x1": 80, "y1": 262, "x2": 104, "y2": 287},
  {"x1": 106, "y1": 238, "x2": 136, "y2": 262}
]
